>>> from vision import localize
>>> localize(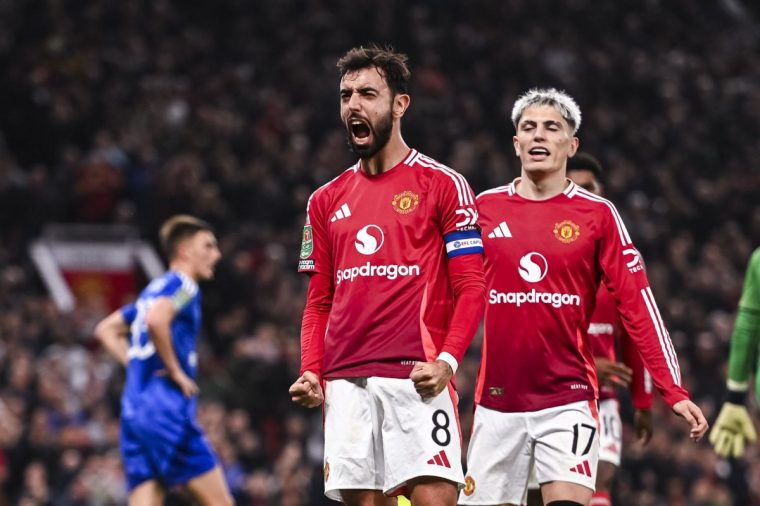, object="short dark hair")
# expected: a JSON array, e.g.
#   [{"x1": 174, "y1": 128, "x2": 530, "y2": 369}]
[
  {"x1": 159, "y1": 215, "x2": 212, "y2": 260},
  {"x1": 567, "y1": 152, "x2": 603, "y2": 178},
  {"x1": 336, "y1": 45, "x2": 411, "y2": 95}
]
